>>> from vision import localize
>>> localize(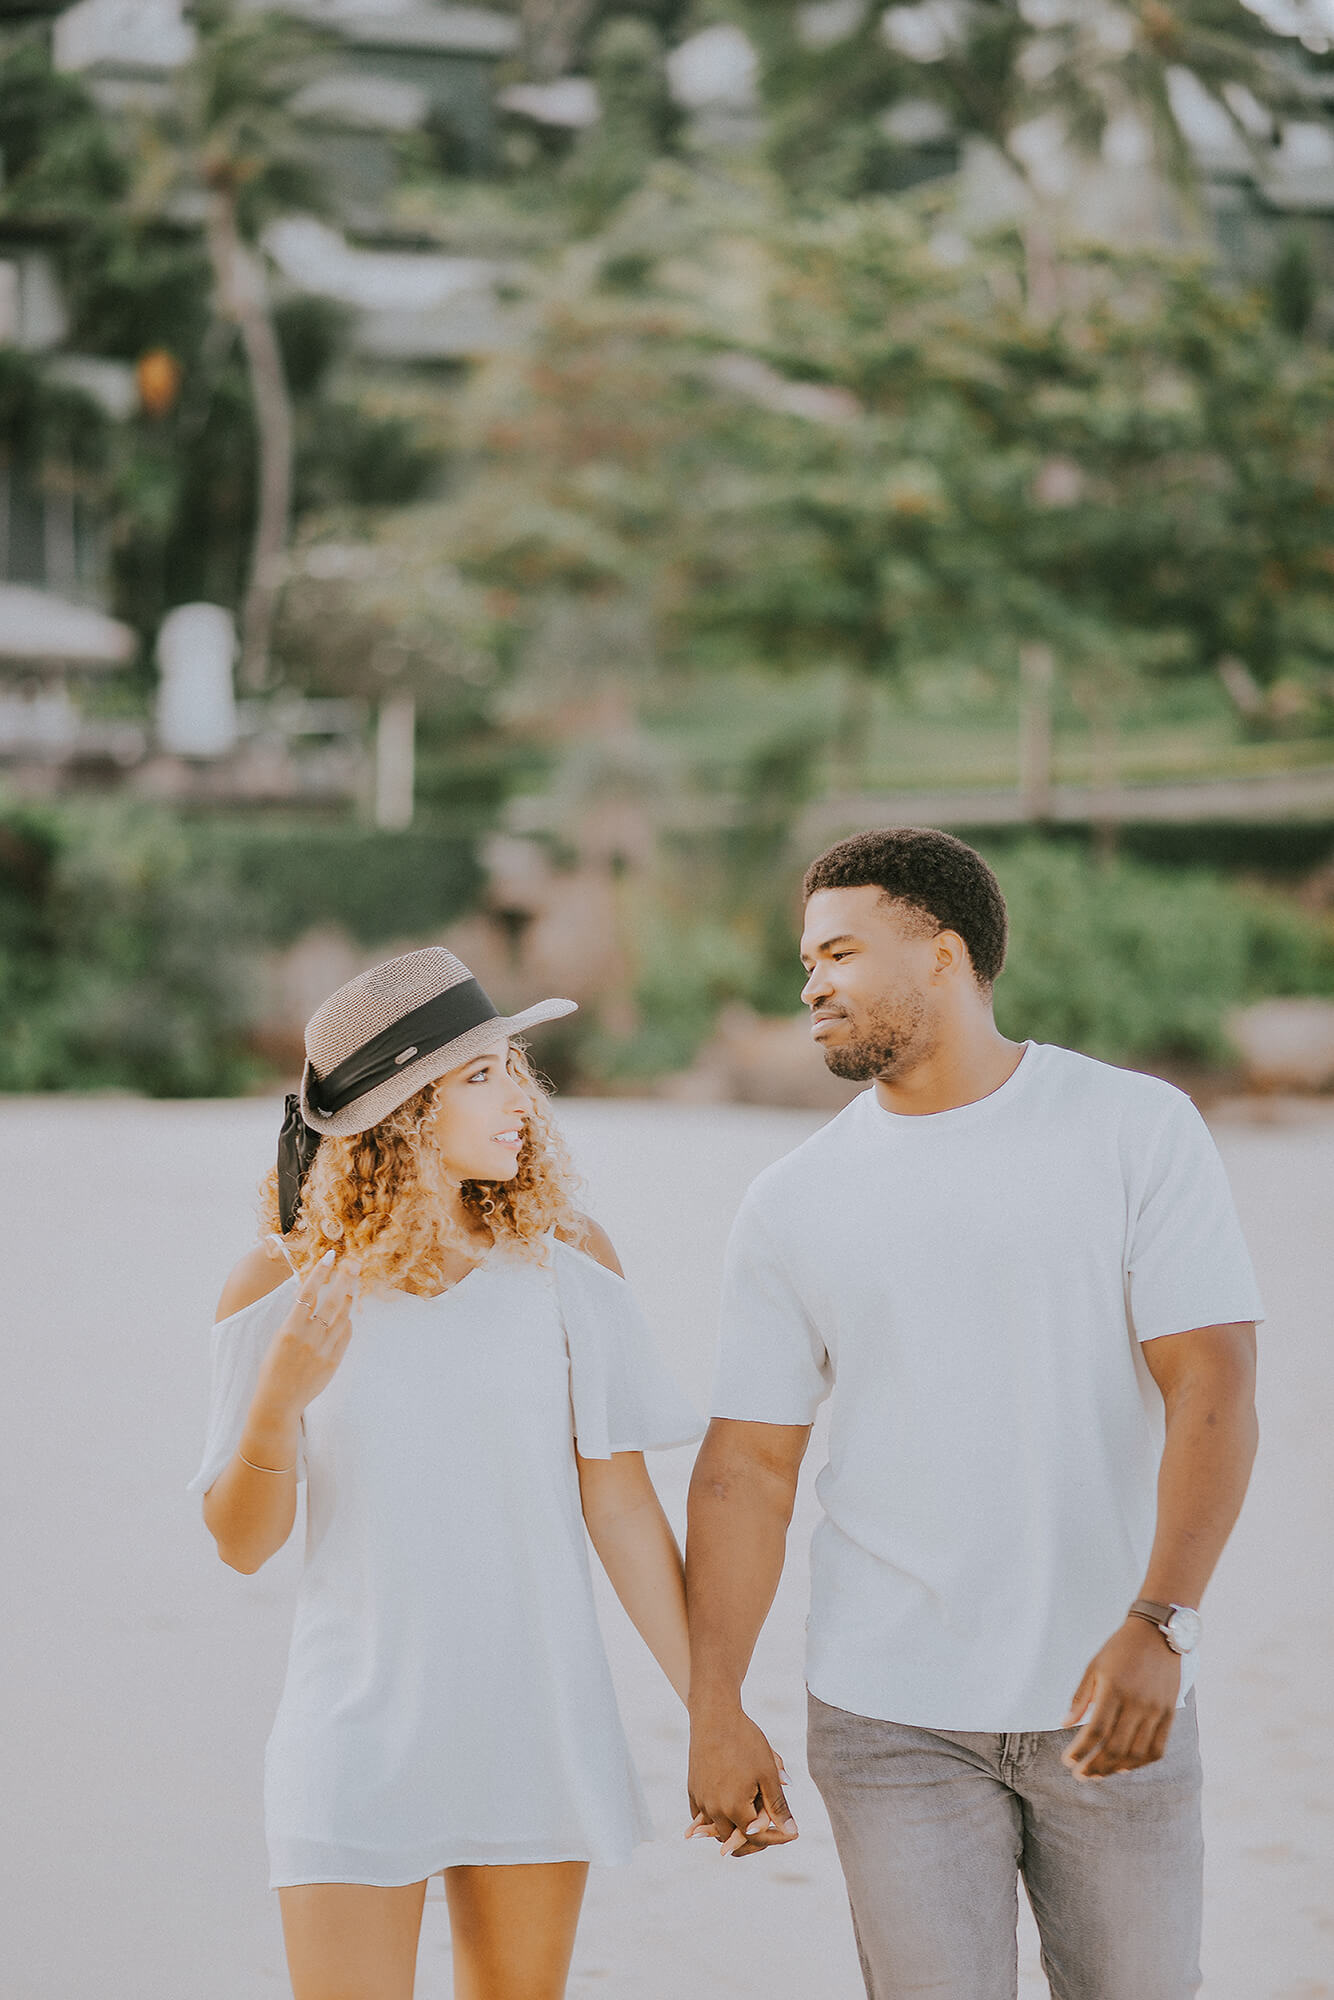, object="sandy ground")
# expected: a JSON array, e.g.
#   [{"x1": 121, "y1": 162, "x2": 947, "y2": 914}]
[{"x1": 2, "y1": 1092, "x2": 1332, "y2": 2000}]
